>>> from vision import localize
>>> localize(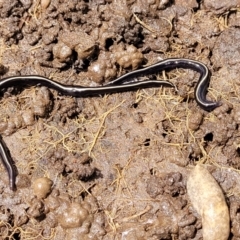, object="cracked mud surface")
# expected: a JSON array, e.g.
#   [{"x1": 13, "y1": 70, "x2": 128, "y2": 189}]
[{"x1": 1, "y1": 0, "x2": 240, "y2": 239}]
